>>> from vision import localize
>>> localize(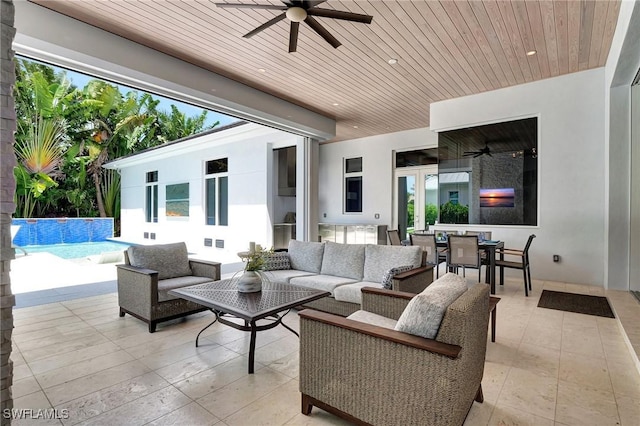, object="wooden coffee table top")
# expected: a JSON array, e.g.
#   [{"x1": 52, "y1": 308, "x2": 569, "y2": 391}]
[{"x1": 169, "y1": 279, "x2": 330, "y2": 322}]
